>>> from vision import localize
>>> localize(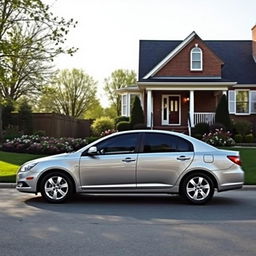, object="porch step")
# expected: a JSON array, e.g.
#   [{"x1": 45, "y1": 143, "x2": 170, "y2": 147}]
[{"x1": 153, "y1": 126, "x2": 189, "y2": 134}]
